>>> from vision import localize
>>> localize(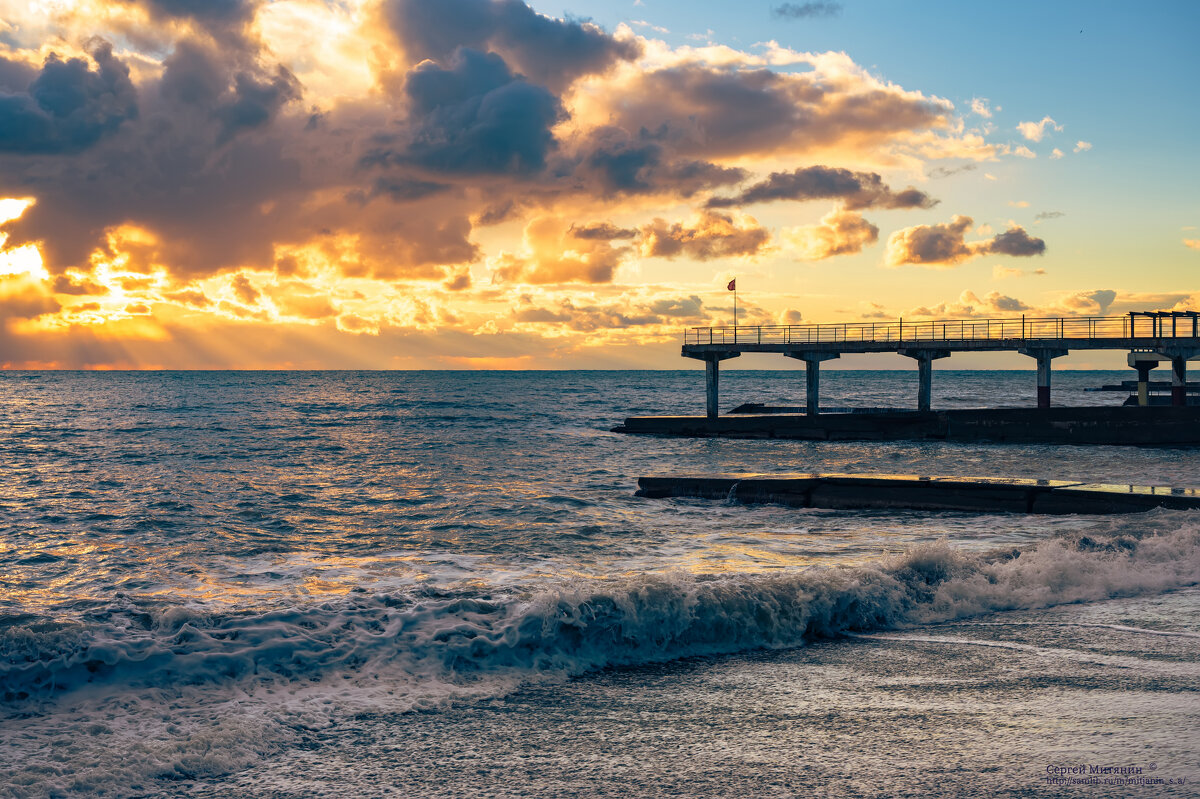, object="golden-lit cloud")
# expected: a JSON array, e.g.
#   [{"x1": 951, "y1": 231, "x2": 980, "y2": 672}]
[
  {"x1": 638, "y1": 211, "x2": 770, "y2": 260},
  {"x1": 782, "y1": 209, "x2": 878, "y2": 260},
  {"x1": 0, "y1": 0, "x2": 1094, "y2": 368}
]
